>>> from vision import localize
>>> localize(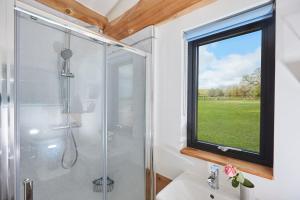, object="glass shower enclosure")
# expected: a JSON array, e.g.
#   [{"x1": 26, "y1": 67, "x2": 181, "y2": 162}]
[{"x1": 0, "y1": 1, "x2": 152, "y2": 200}]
